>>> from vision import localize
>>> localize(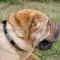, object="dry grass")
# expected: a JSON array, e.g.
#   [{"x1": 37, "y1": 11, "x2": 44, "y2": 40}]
[{"x1": 0, "y1": 1, "x2": 60, "y2": 21}]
